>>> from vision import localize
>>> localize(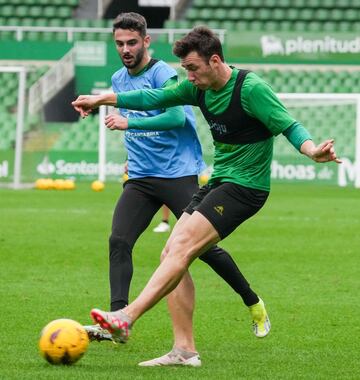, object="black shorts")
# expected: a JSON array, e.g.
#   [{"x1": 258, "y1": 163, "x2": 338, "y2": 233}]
[{"x1": 184, "y1": 182, "x2": 269, "y2": 240}]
